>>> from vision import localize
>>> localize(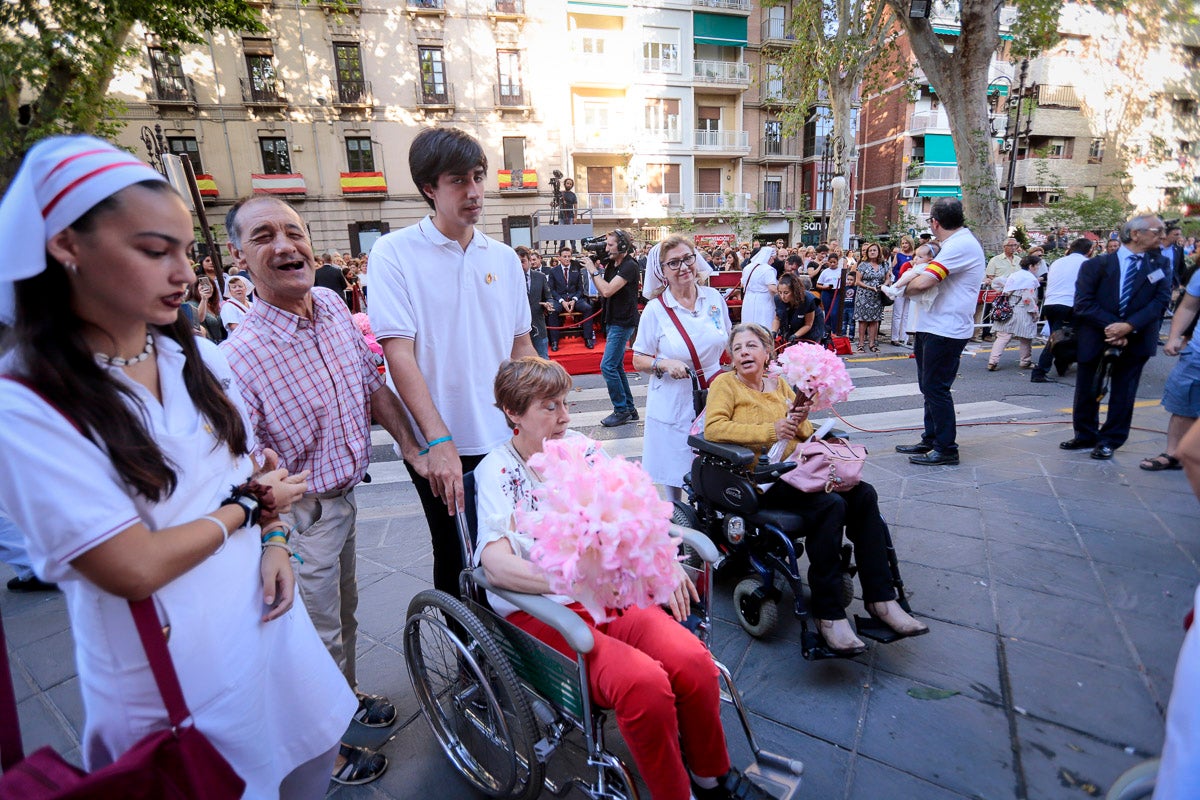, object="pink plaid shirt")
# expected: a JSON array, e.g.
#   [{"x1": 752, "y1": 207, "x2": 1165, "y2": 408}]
[{"x1": 222, "y1": 287, "x2": 386, "y2": 494}]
